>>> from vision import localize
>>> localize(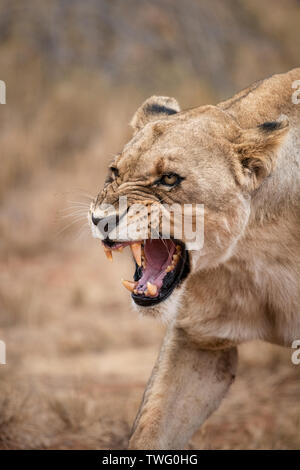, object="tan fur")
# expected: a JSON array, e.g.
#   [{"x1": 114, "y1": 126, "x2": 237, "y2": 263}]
[{"x1": 90, "y1": 69, "x2": 300, "y2": 449}]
